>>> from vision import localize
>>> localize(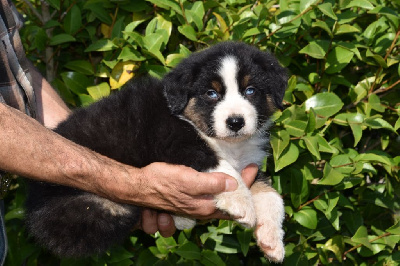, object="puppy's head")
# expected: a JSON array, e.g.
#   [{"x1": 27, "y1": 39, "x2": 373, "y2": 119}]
[{"x1": 163, "y1": 42, "x2": 287, "y2": 141}]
